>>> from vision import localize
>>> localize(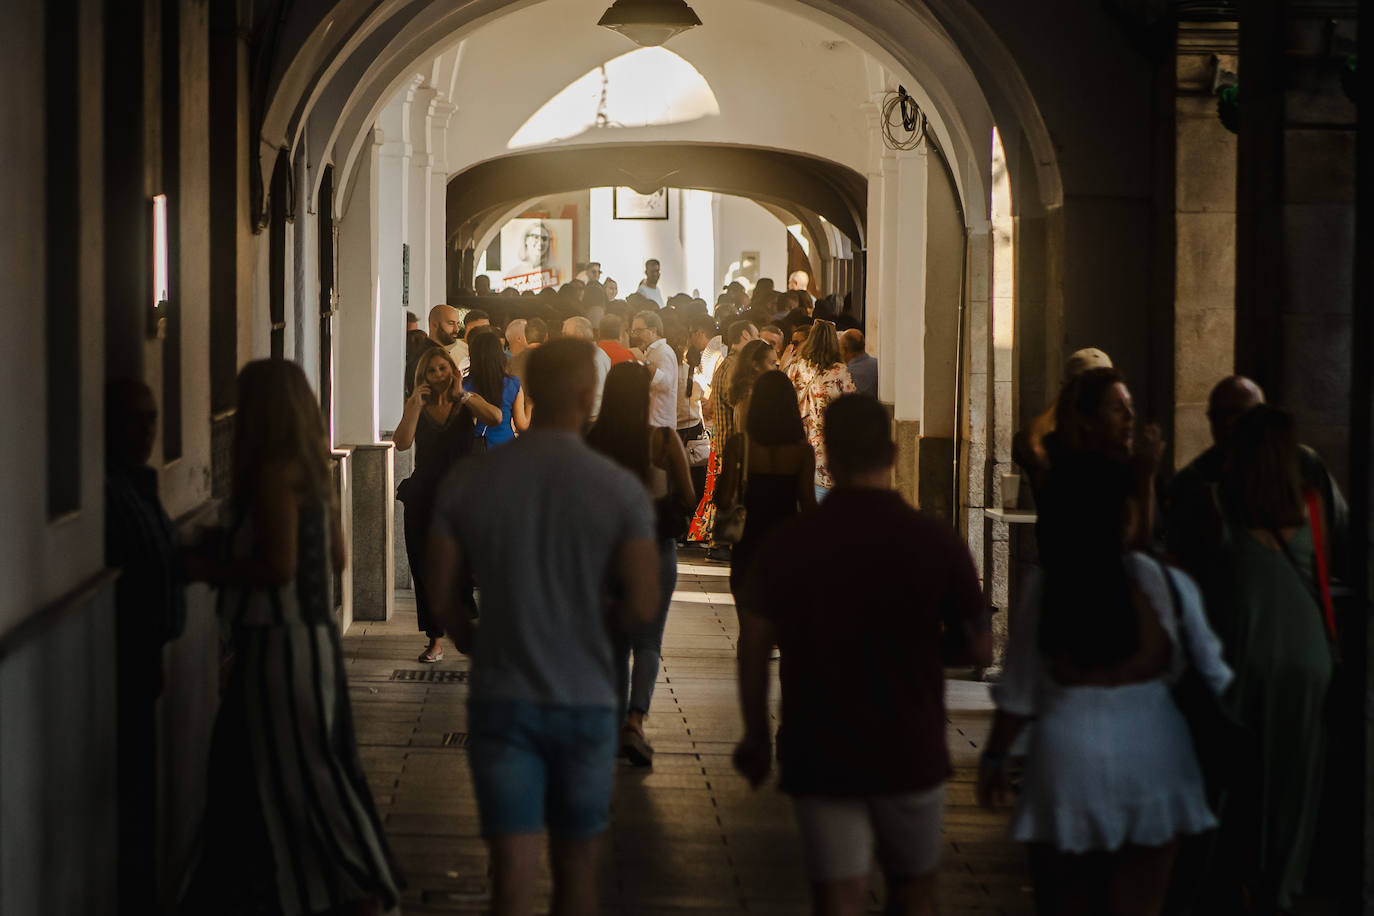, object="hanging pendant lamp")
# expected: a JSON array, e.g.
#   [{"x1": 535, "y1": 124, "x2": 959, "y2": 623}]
[{"x1": 597, "y1": 0, "x2": 702, "y2": 47}]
